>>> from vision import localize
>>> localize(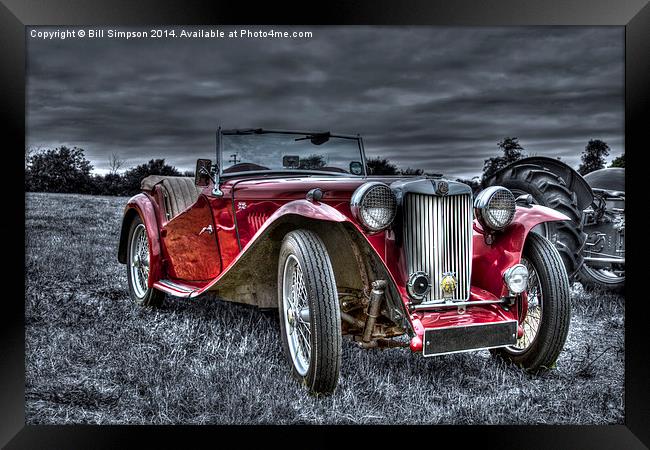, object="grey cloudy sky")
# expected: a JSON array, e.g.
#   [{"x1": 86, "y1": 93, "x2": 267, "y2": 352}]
[{"x1": 26, "y1": 26, "x2": 624, "y2": 179}]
